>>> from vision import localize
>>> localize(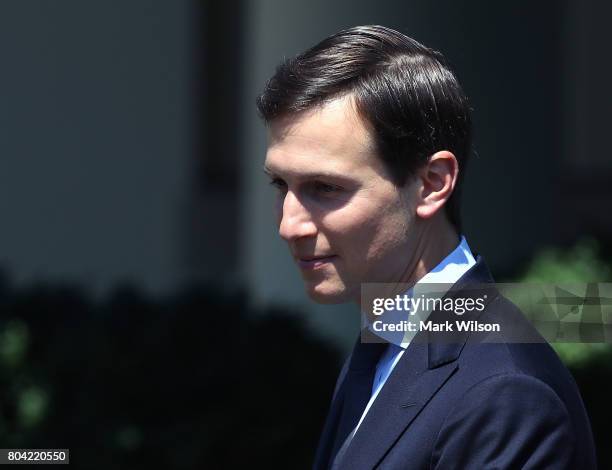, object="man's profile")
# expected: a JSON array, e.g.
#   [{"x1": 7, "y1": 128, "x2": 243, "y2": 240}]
[{"x1": 257, "y1": 25, "x2": 596, "y2": 469}]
